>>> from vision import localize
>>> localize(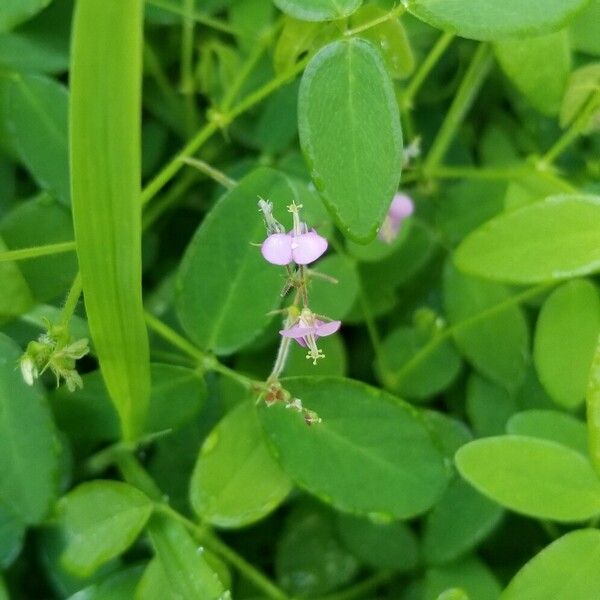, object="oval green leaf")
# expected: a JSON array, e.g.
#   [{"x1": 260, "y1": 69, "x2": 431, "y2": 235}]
[
  {"x1": 502, "y1": 529, "x2": 600, "y2": 600},
  {"x1": 59, "y1": 481, "x2": 152, "y2": 578},
  {"x1": 0, "y1": 332, "x2": 60, "y2": 524},
  {"x1": 259, "y1": 377, "x2": 450, "y2": 519},
  {"x1": 190, "y1": 401, "x2": 292, "y2": 528},
  {"x1": 274, "y1": 0, "x2": 362, "y2": 22},
  {"x1": 408, "y1": 0, "x2": 588, "y2": 41},
  {"x1": 455, "y1": 195, "x2": 600, "y2": 284},
  {"x1": 534, "y1": 279, "x2": 600, "y2": 409},
  {"x1": 176, "y1": 167, "x2": 292, "y2": 355},
  {"x1": 456, "y1": 435, "x2": 600, "y2": 522},
  {"x1": 298, "y1": 38, "x2": 403, "y2": 242}
]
